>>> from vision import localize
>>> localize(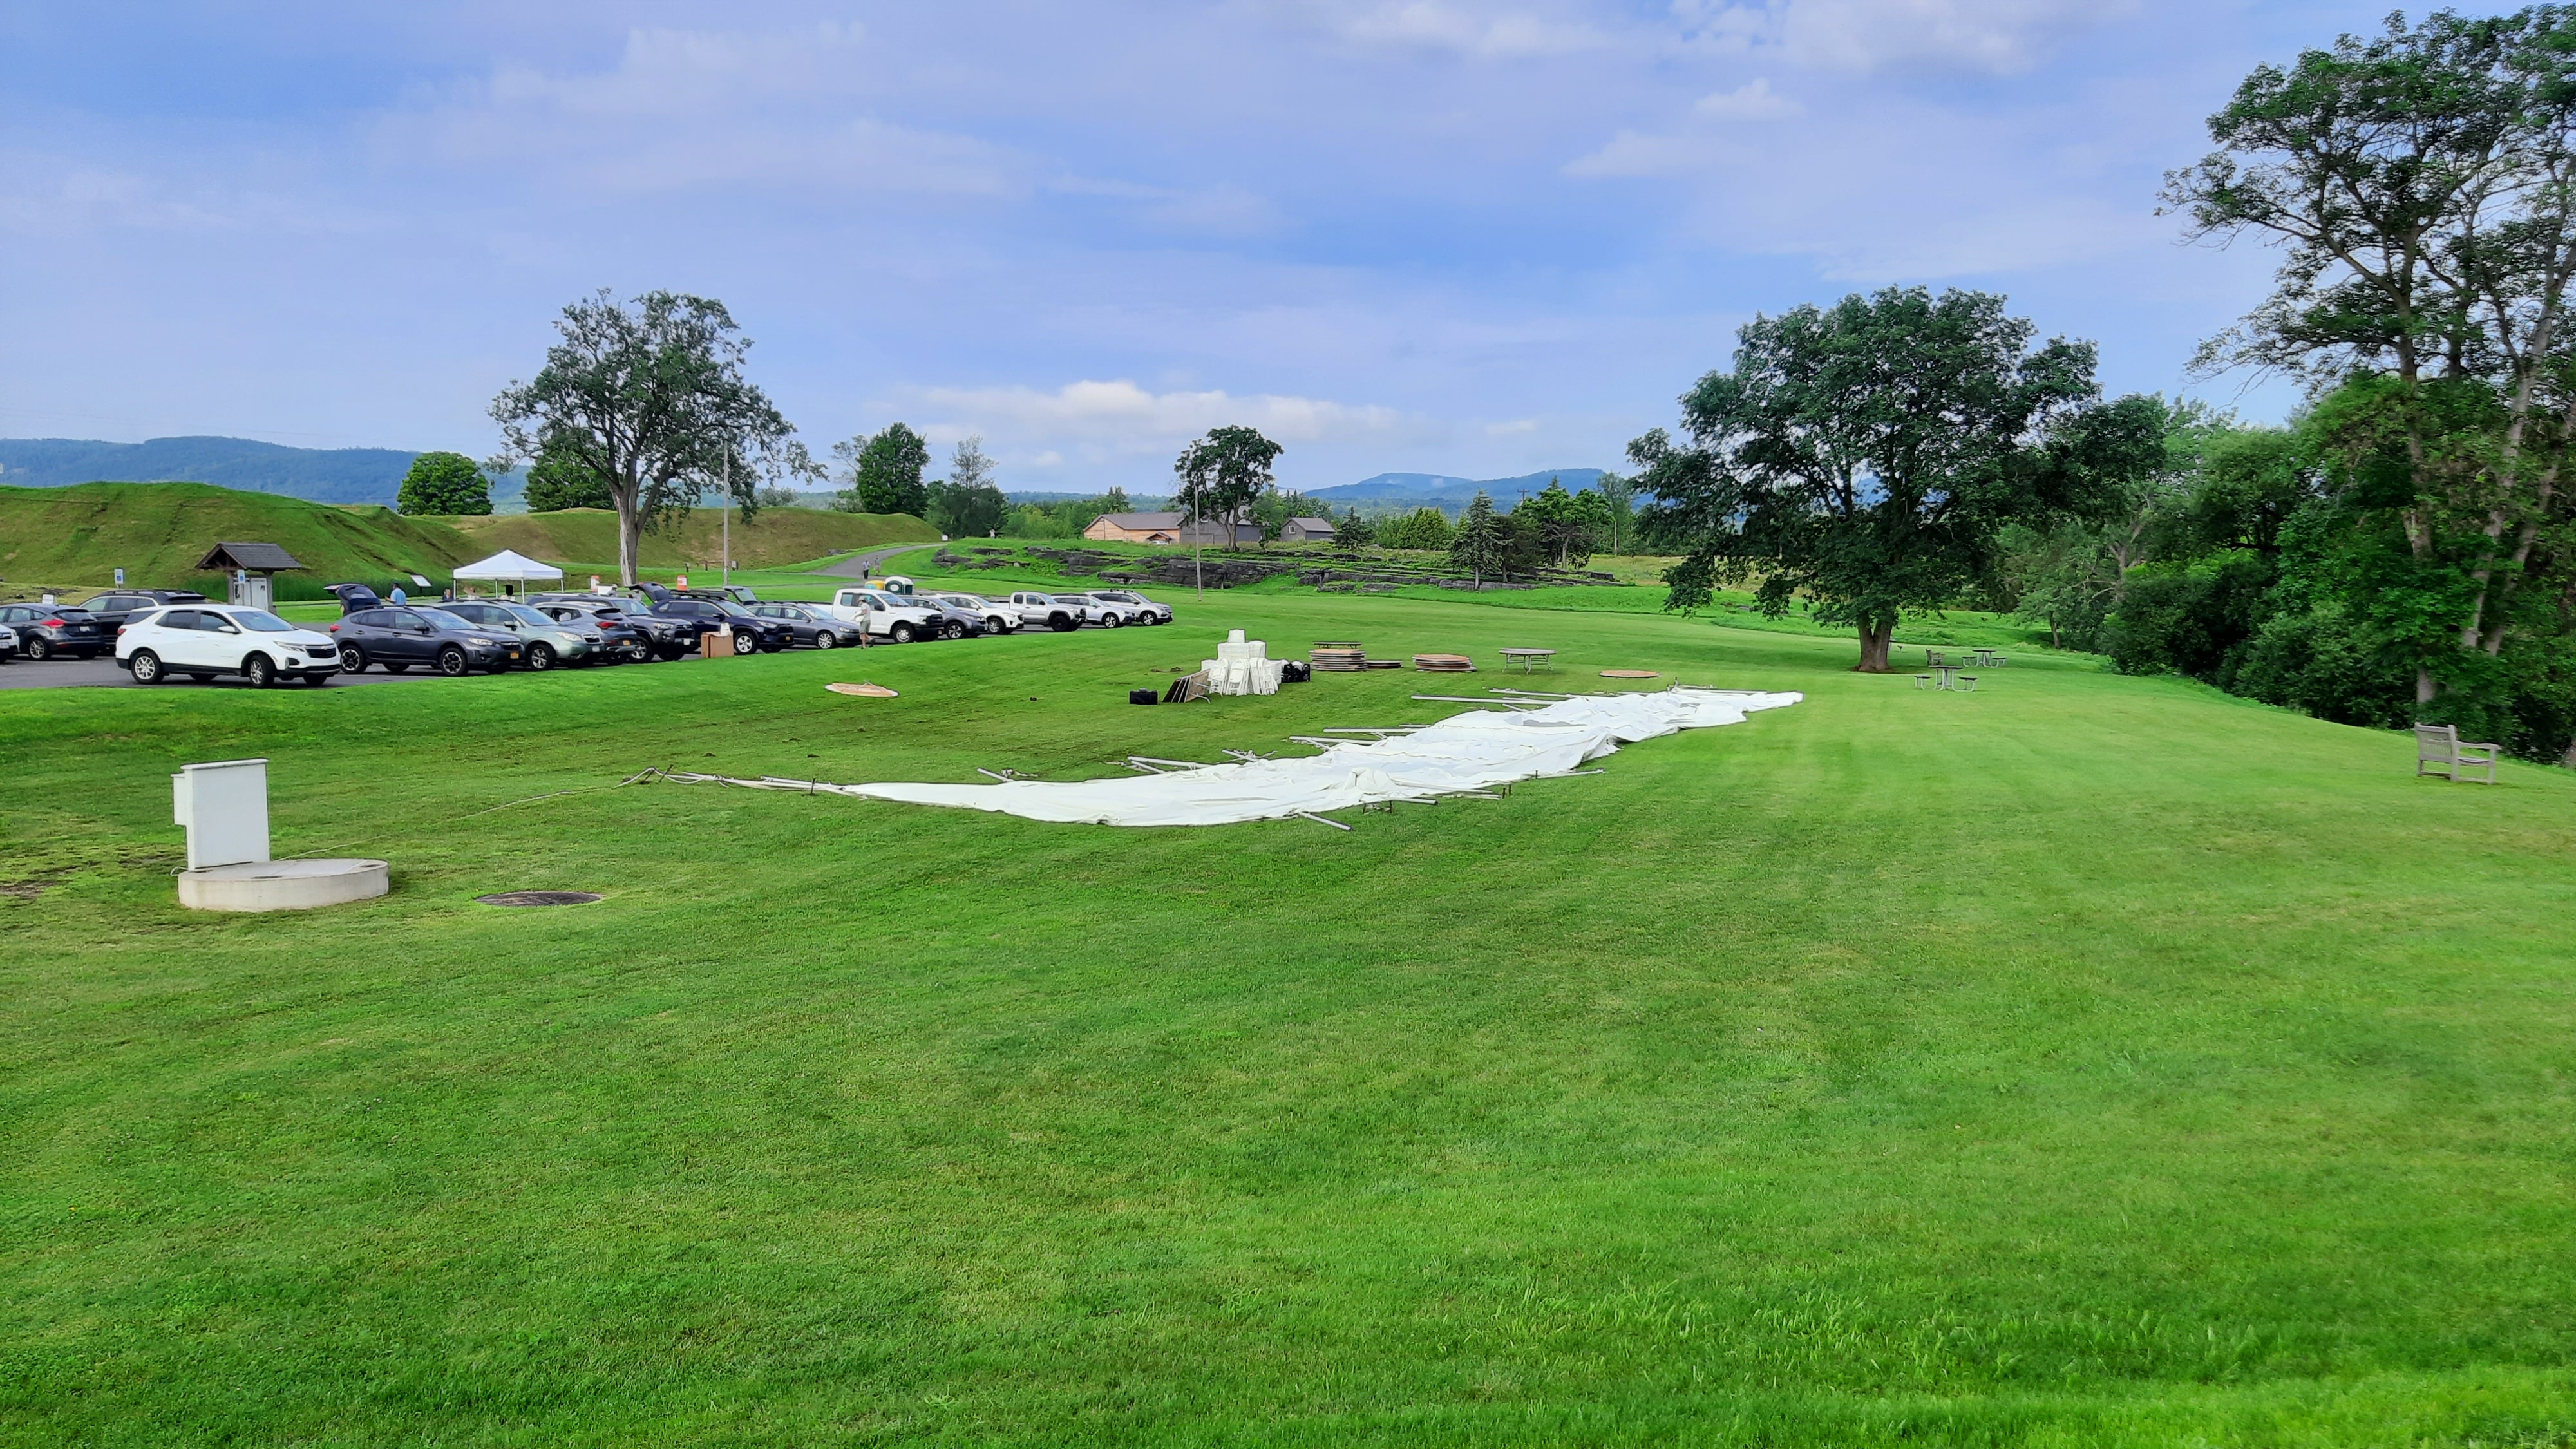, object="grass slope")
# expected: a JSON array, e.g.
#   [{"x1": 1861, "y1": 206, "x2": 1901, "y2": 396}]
[
  {"x1": 3, "y1": 596, "x2": 2573, "y2": 1445},
  {"x1": 443, "y1": 507, "x2": 938, "y2": 573},
  {"x1": 0, "y1": 483, "x2": 476, "y2": 598}
]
